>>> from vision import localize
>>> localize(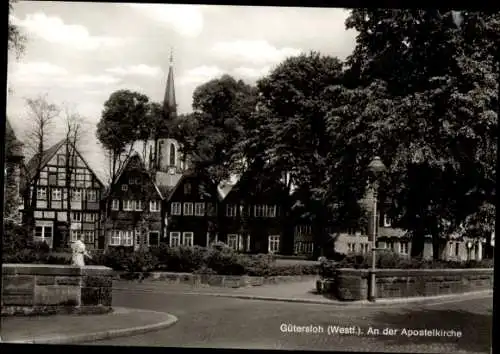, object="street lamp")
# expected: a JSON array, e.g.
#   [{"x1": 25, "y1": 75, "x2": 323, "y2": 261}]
[{"x1": 367, "y1": 156, "x2": 386, "y2": 302}]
